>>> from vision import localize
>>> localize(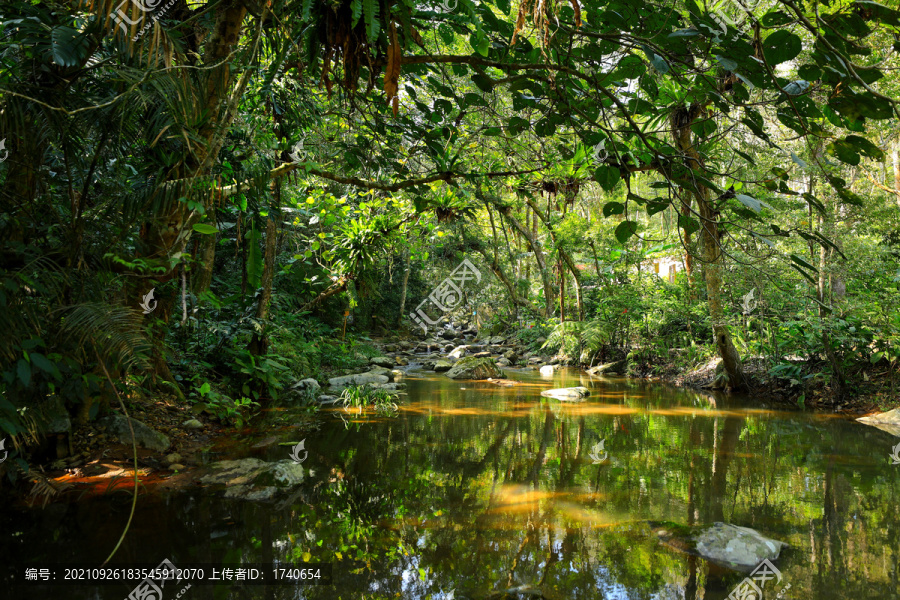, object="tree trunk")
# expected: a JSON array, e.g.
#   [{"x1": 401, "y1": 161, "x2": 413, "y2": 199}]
[
  {"x1": 494, "y1": 205, "x2": 555, "y2": 316},
  {"x1": 671, "y1": 106, "x2": 746, "y2": 390},
  {"x1": 248, "y1": 211, "x2": 277, "y2": 356},
  {"x1": 194, "y1": 220, "x2": 217, "y2": 294},
  {"x1": 398, "y1": 247, "x2": 411, "y2": 326},
  {"x1": 525, "y1": 198, "x2": 584, "y2": 321}
]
